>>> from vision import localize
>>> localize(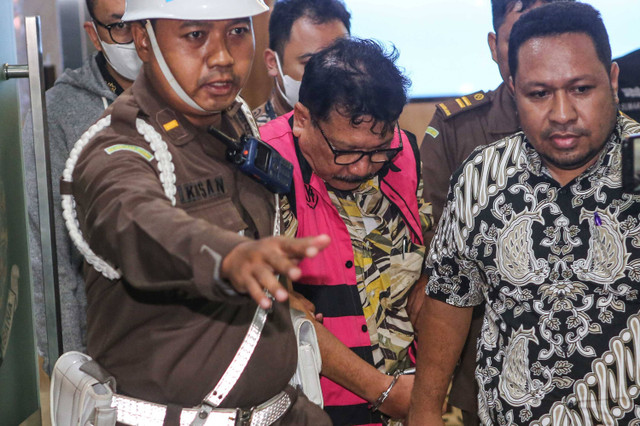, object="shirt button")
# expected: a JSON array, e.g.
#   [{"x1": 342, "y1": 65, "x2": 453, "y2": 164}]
[
  {"x1": 361, "y1": 324, "x2": 368, "y2": 332},
  {"x1": 345, "y1": 260, "x2": 353, "y2": 268}
]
